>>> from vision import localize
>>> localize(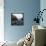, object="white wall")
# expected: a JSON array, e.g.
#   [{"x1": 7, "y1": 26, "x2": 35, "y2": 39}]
[{"x1": 0, "y1": 0, "x2": 4, "y2": 42}]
